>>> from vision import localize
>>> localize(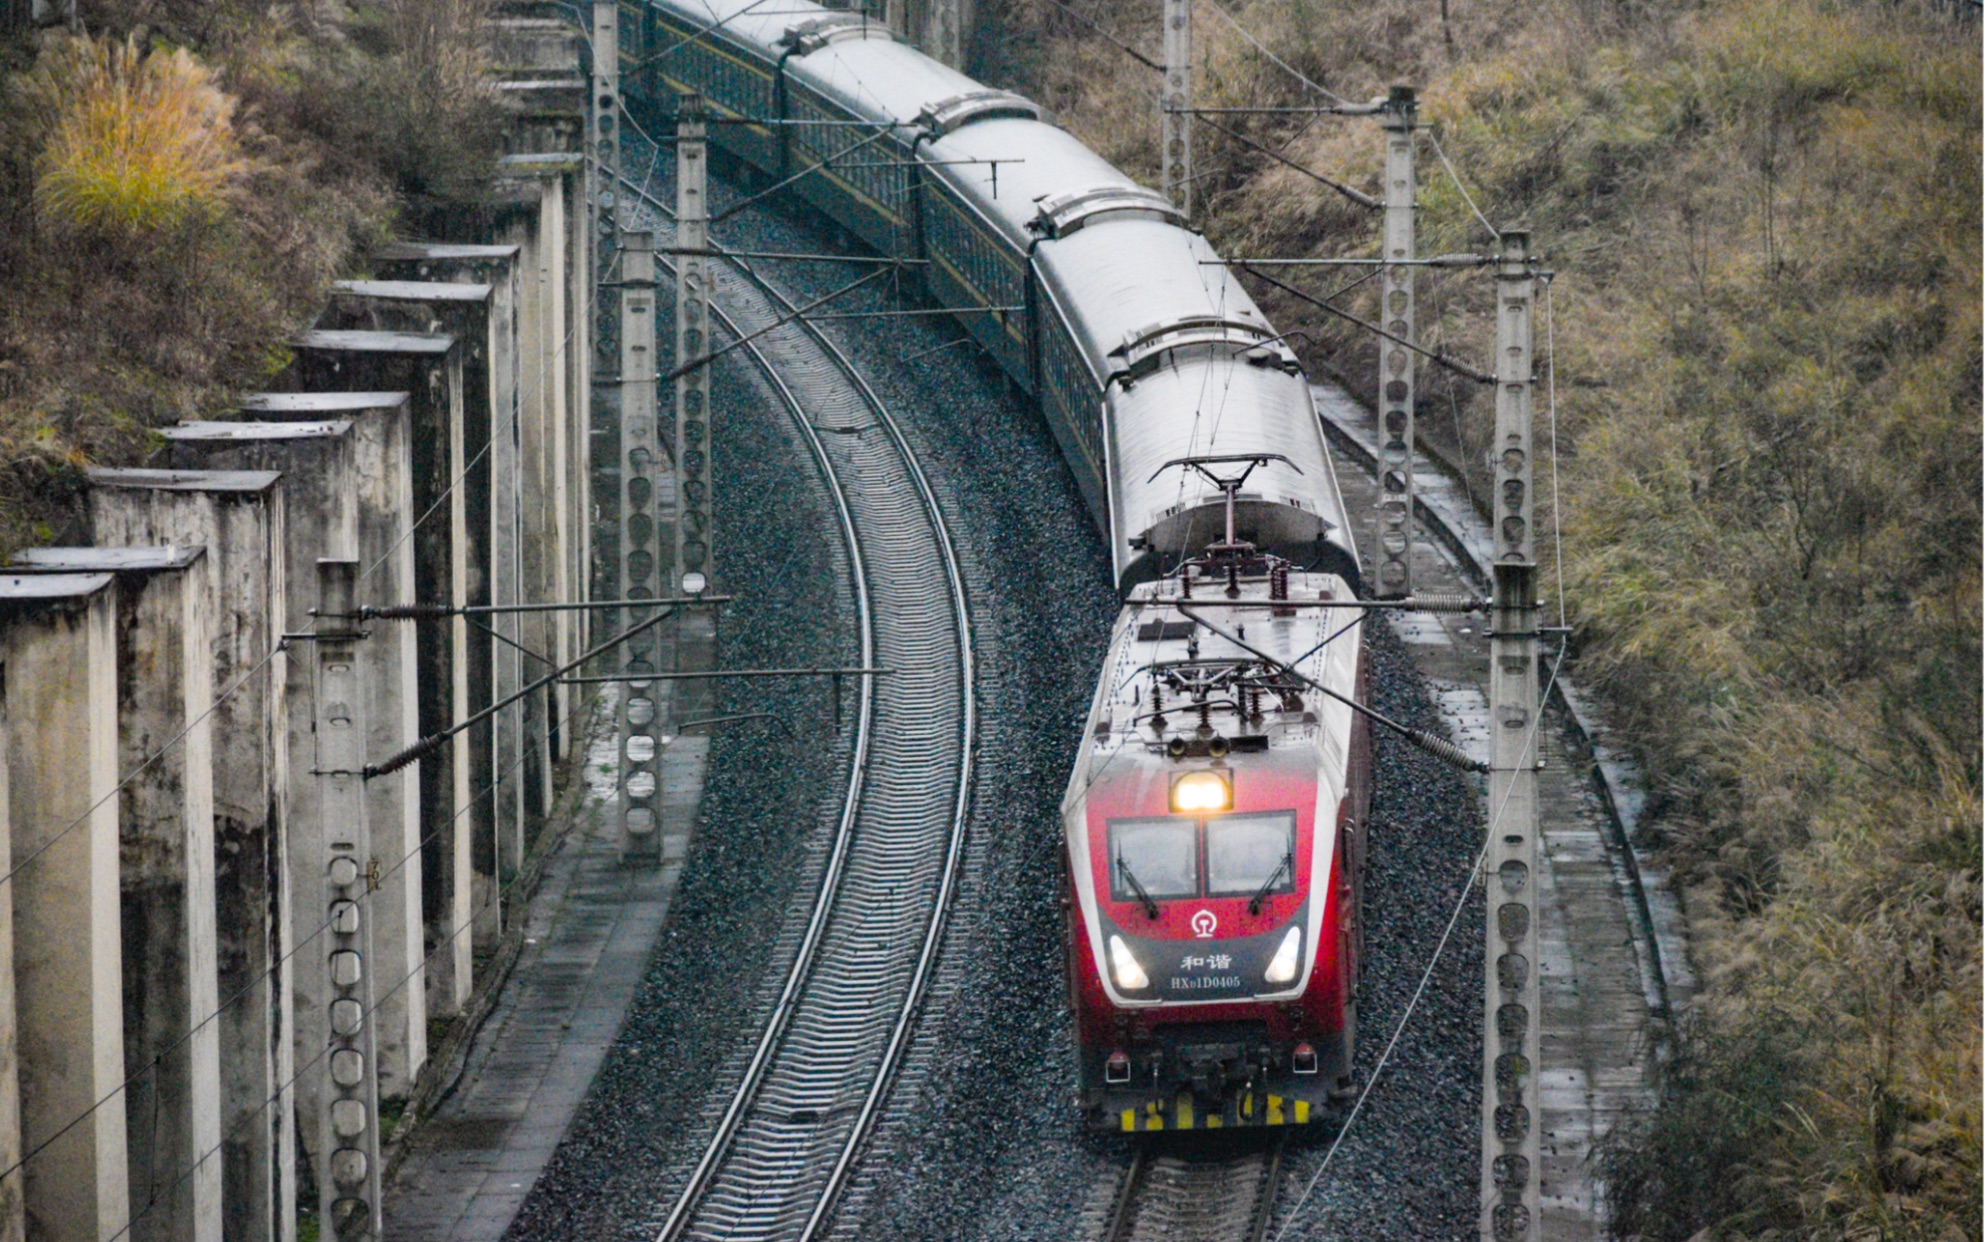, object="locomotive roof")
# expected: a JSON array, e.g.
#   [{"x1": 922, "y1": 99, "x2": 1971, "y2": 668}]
[{"x1": 1077, "y1": 571, "x2": 1363, "y2": 792}]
